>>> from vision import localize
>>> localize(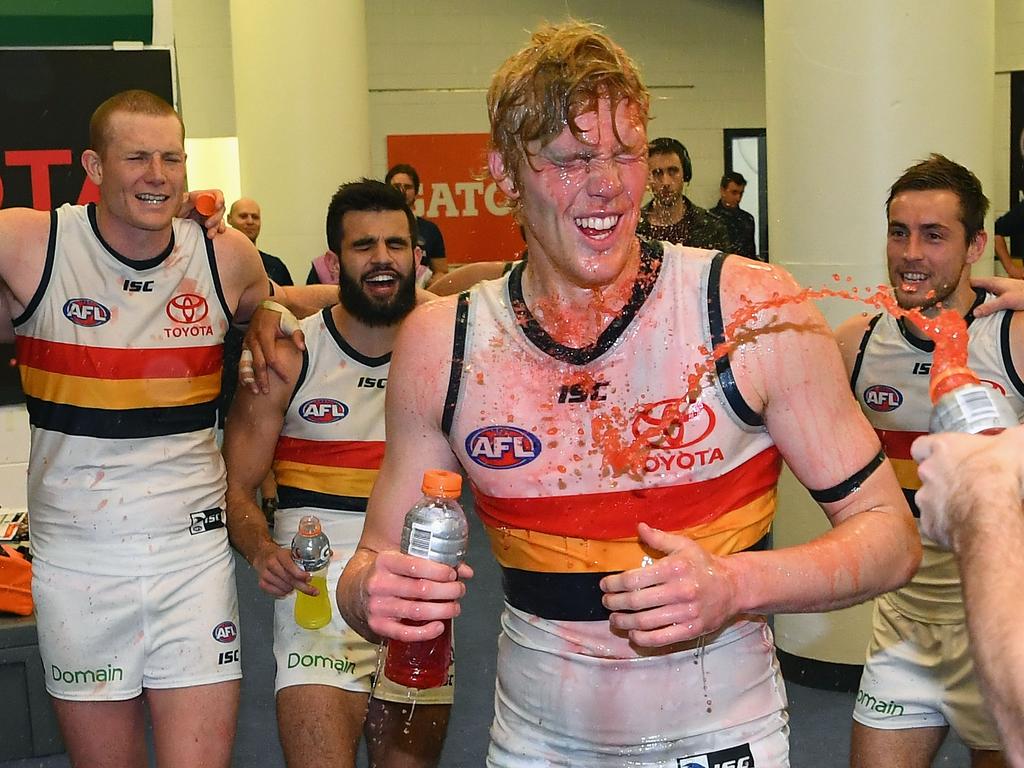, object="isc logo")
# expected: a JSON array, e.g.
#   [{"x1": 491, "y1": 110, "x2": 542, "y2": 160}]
[
  {"x1": 211, "y1": 621, "x2": 238, "y2": 644},
  {"x1": 864, "y1": 384, "x2": 903, "y2": 412},
  {"x1": 466, "y1": 425, "x2": 541, "y2": 469},
  {"x1": 63, "y1": 298, "x2": 110, "y2": 327},
  {"x1": 299, "y1": 398, "x2": 348, "y2": 423}
]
